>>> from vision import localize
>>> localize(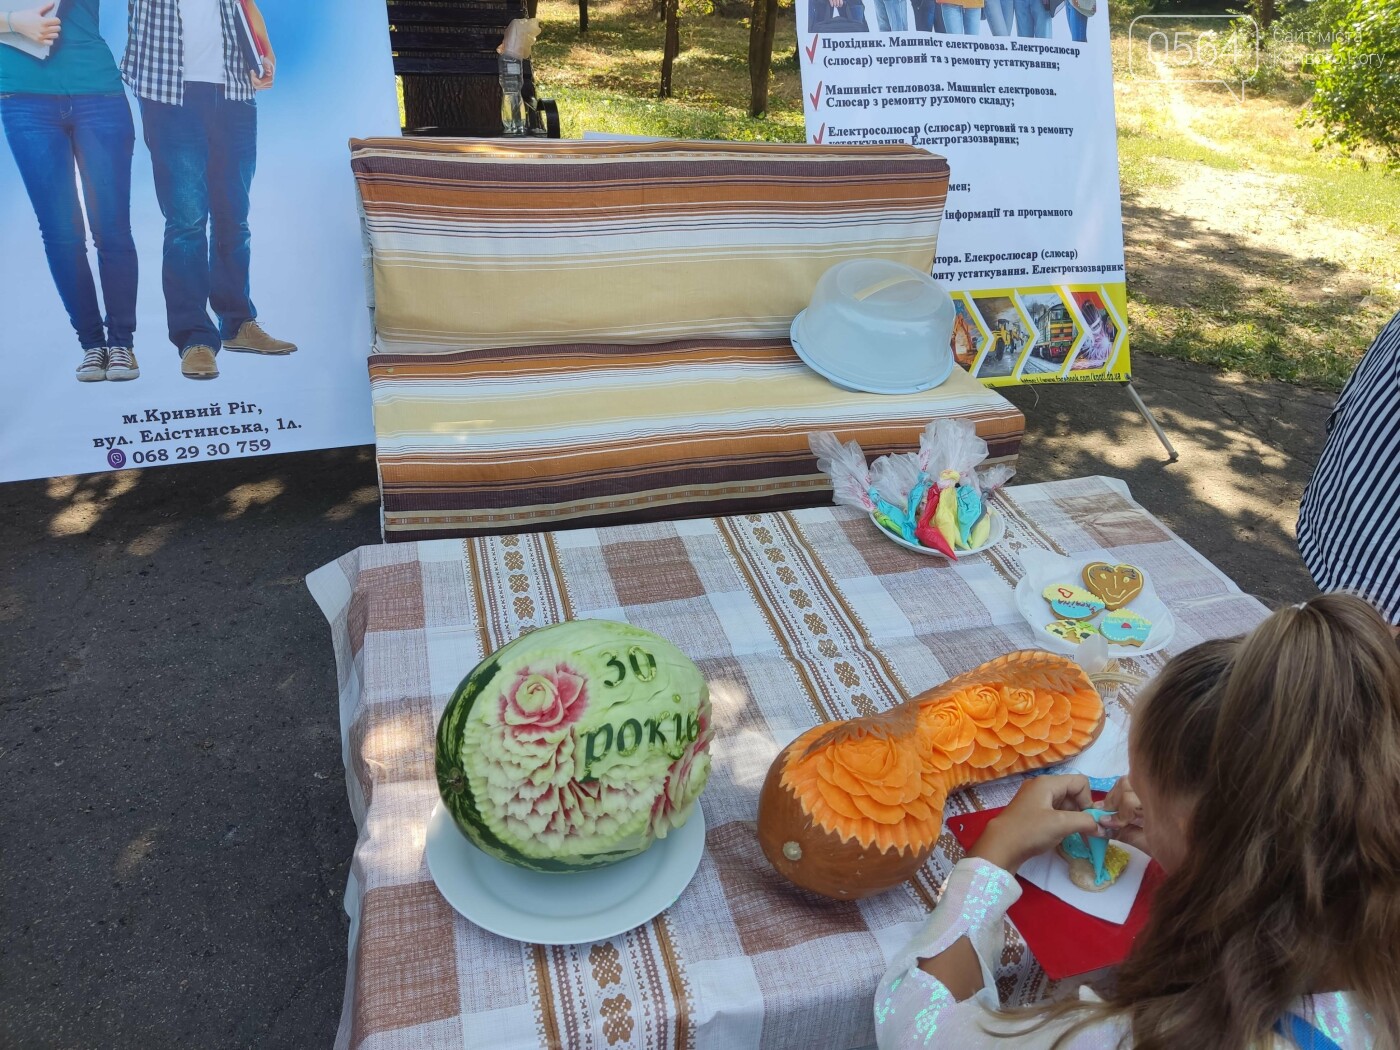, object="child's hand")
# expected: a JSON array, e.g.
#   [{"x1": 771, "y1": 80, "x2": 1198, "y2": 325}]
[
  {"x1": 1100, "y1": 776, "x2": 1147, "y2": 851},
  {"x1": 967, "y1": 774, "x2": 1102, "y2": 874}
]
